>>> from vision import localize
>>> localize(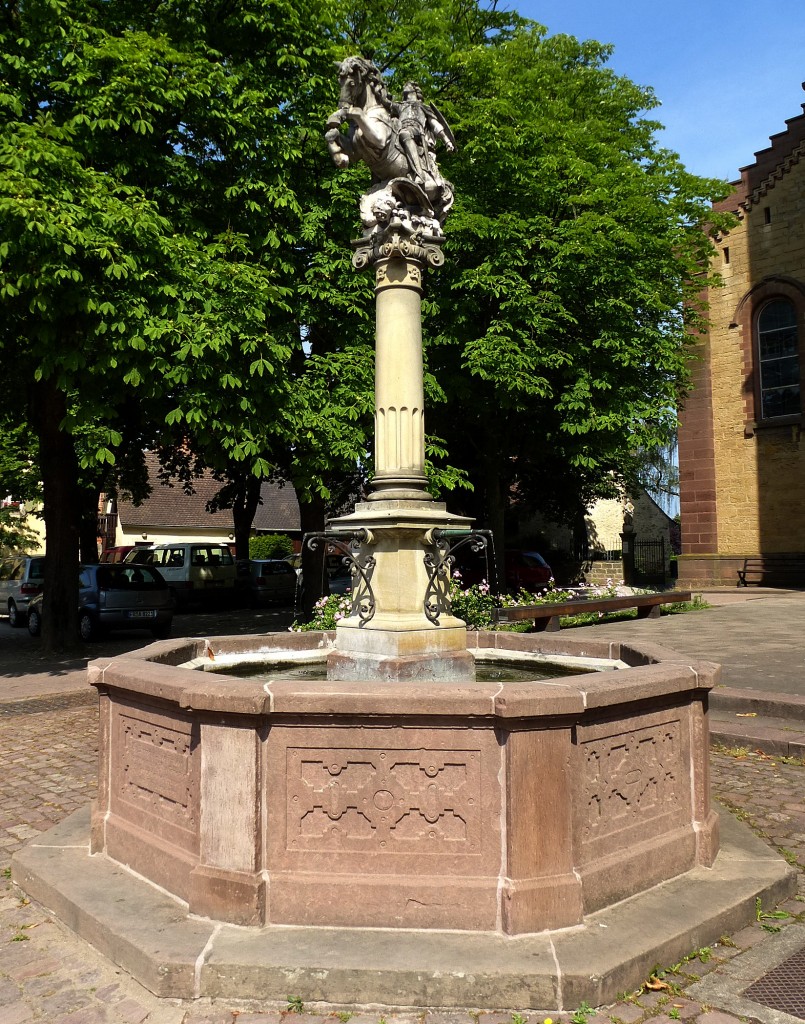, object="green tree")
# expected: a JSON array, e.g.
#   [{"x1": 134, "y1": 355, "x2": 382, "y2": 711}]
[
  {"x1": 0, "y1": 417, "x2": 41, "y2": 555},
  {"x1": 0, "y1": 0, "x2": 335, "y2": 647},
  {"x1": 420, "y1": 24, "x2": 735, "y2": 571},
  {"x1": 249, "y1": 534, "x2": 293, "y2": 560}
]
